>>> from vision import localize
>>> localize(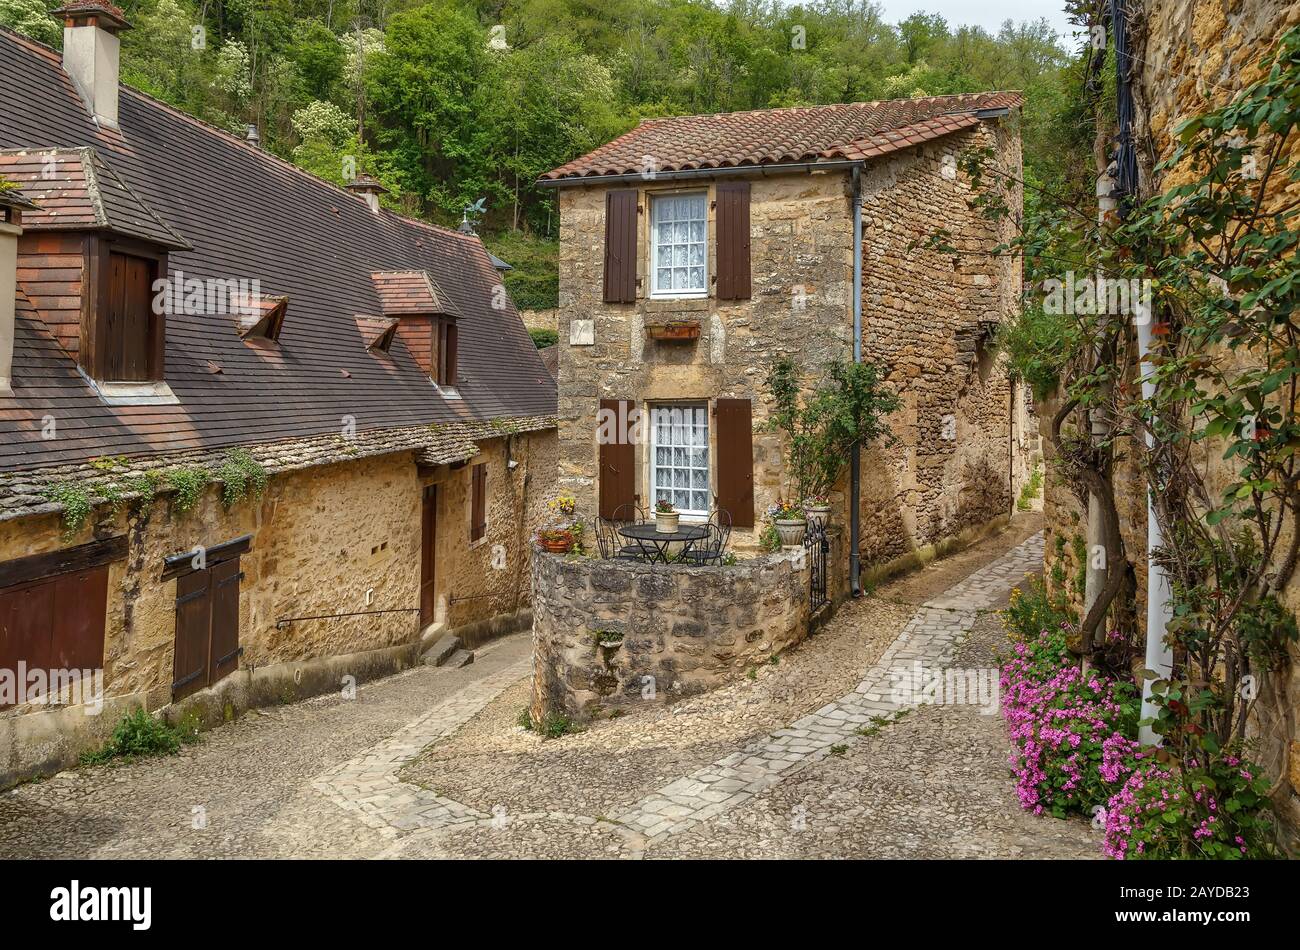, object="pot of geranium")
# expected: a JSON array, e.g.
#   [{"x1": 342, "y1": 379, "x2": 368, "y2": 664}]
[
  {"x1": 654, "y1": 499, "x2": 680, "y2": 534},
  {"x1": 536, "y1": 526, "x2": 575, "y2": 554},
  {"x1": 803, "y1": 495, "x2": 832, "y2": 529},
  {"x1": 768, "y1": 500, "x2": 806, "y2": 546}
]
